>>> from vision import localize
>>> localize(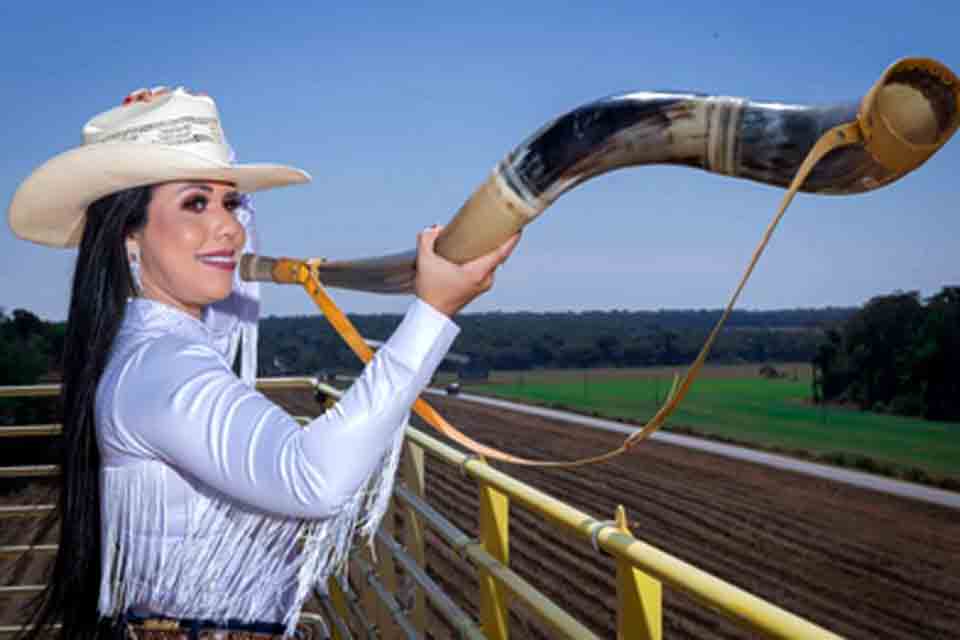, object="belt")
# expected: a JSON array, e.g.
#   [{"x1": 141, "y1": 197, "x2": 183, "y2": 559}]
[{"x1": 120, "y1": 612, "x2": 303, "y2": 640}]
